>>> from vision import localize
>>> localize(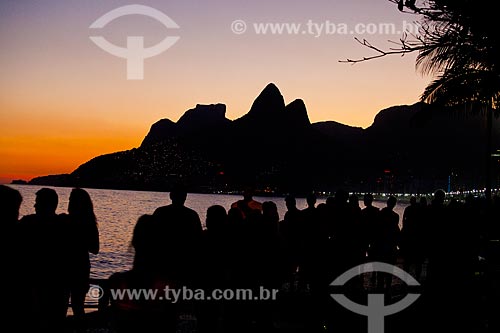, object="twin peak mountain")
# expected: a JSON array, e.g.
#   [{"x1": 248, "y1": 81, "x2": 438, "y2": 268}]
[
  {"x1": 30, "y1": 83, "x2": 497, "y2": 194},
  {"x1": 142, "y1": 83, "x2": 312, "y2": 146}
]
